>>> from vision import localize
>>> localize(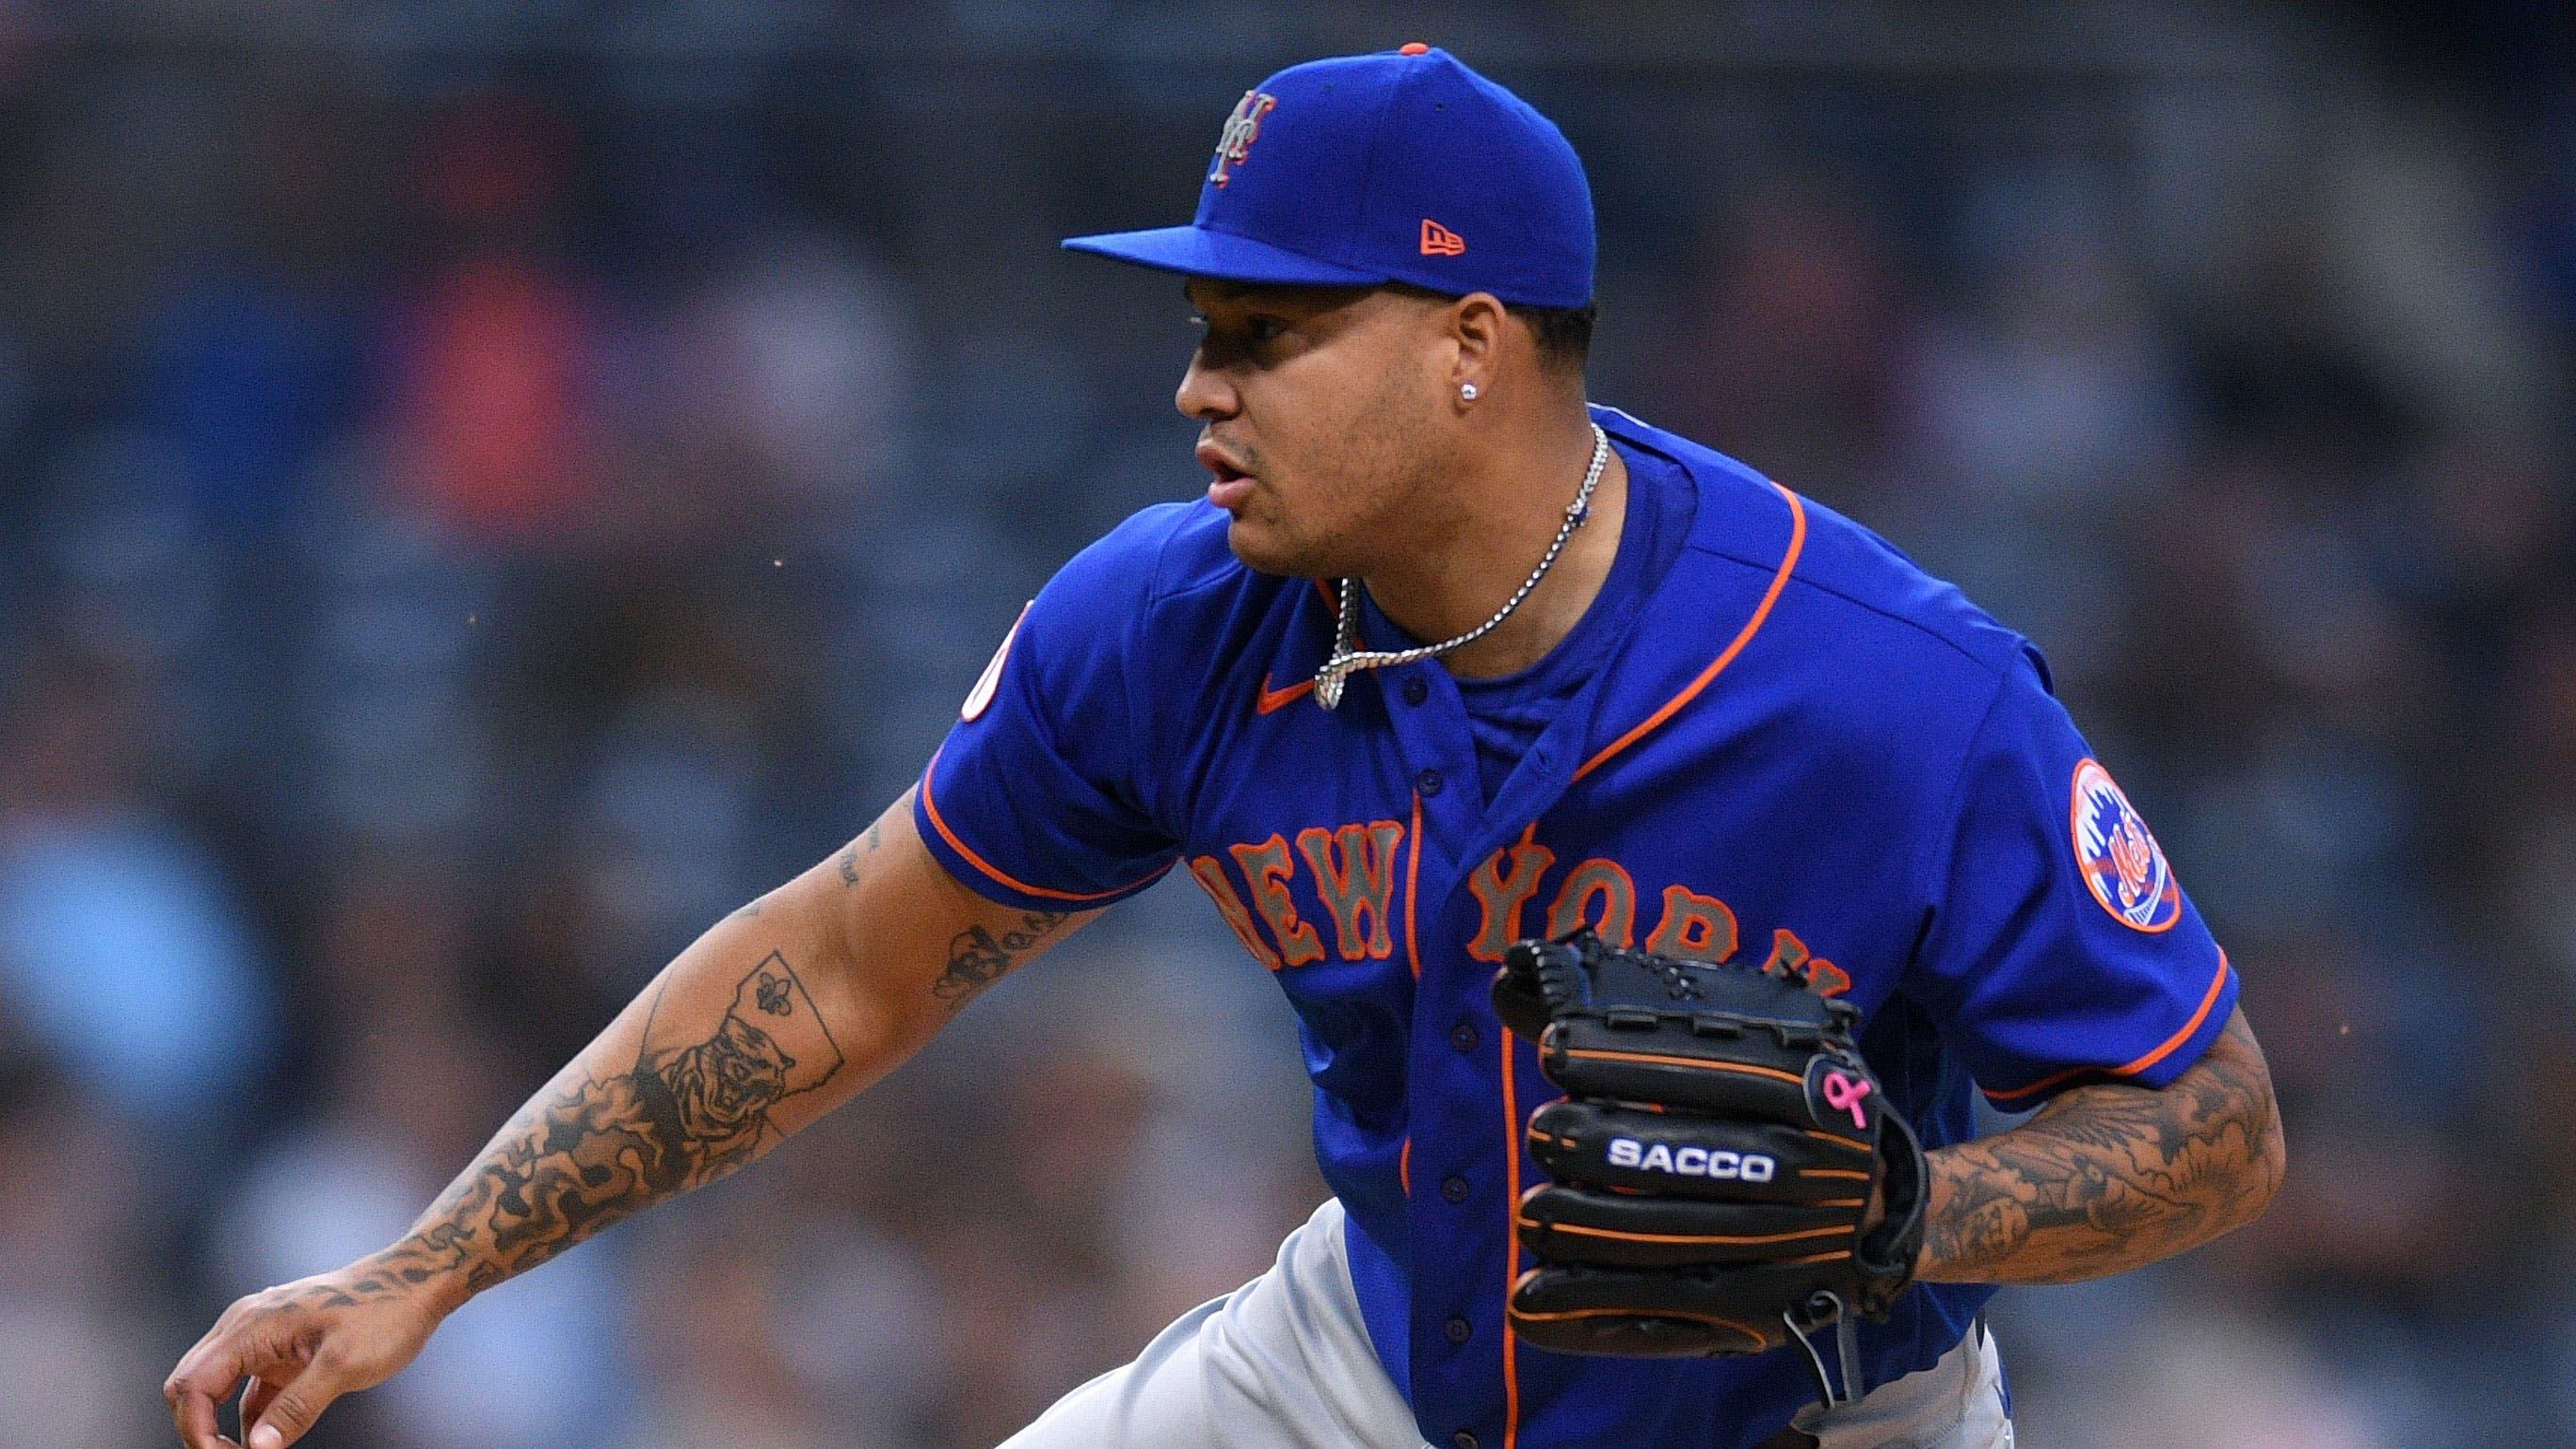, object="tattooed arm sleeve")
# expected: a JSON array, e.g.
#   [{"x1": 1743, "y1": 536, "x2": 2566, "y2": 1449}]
[
  {"x1": 340, "y1": 789, "x2": 1096, "y2": 1312},
  {"x1": 1913, "y1": 1008, "x2": 2287, "y2": 1285}
]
